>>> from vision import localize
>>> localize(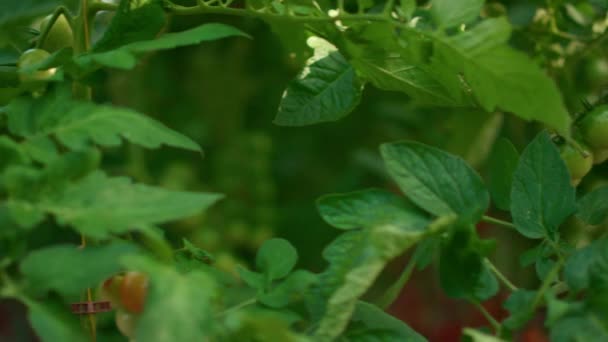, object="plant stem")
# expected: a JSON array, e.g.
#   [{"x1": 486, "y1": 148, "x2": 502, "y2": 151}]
[
  {"x1": 216, "y1": 298, "x2": 257, "y2": 317},
  {"x1": 481, "y1": 216, "x2": 517, "y2": 230},
  {"x1": 378, "y1": 256, "x2": 417, "y2": 309},
  {"x1": 531, "y1": 259, "x2": 563, "y2": 310},
  {"x1": 563, "y1": 135, "x2": 590, "y2": 157},
  {"x1": 164, "y1": 1, "x2": 388, "y2": 22},
  {"x1": 74, "y1": 1, "x2": 96, "y2": 341},
  {"x1": 483, "y1": 258, "x2": 518, "y2": 292},
  {"x1": 88, "y1": 0, "x2": 118, "y2": 13},
  {"x1": 473, "y1": 301, "x2": 501, "y2": 334}
]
